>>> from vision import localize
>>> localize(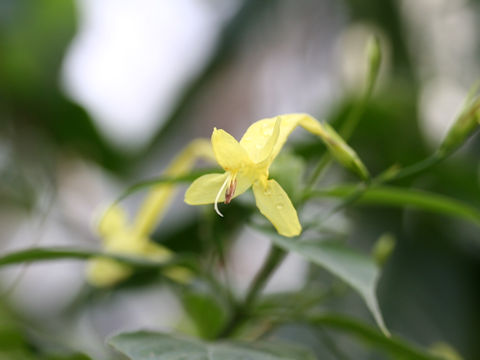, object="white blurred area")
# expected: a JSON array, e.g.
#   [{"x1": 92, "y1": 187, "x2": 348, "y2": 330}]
[
  {"x1": 399, "y1": 0, "x2": 480, "y2": 147},
  {"x1": 62, "y1": 0, "x2": 239, "y2": 151}
]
